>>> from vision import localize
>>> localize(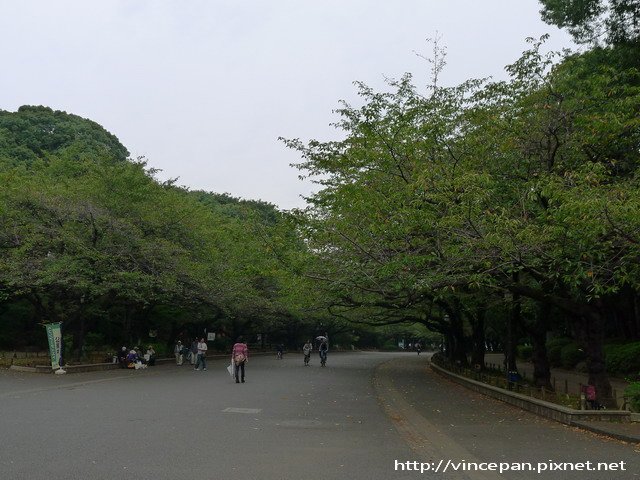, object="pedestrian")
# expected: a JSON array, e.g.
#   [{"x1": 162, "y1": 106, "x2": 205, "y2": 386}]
[
  {"x1": 415, "y1": 342, "x2": 422, "y2": 355},
  {"x1": 319, "y1": 339, "x2": 328, "y2": 367},
  {"x1": 145, "y1": 345, "x2": 156, "y2": 366},
  {"x1": 190, "y1": 339, "x2": 198, "y2": 365},
  {"x1": 117, "y1": 346, "x2": 128, "y2": 368},
  {"x1": 174, "y1": 341, "x2": 183, "y2": 365},
  {"x1": 194, "y1": 337, "x2": 208, "y2": 371},
  {"x1": 231, "y1": 336, "x2": 248, "y2": 383},
  {"x1": 302, "y1": 340, "x2": 312, "y2": 366}
]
